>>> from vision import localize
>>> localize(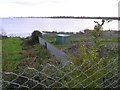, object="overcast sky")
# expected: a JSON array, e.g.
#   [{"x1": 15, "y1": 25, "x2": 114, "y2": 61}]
[{"x1": 0, "y1": 0, "x2": 119, "y2": 17}]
